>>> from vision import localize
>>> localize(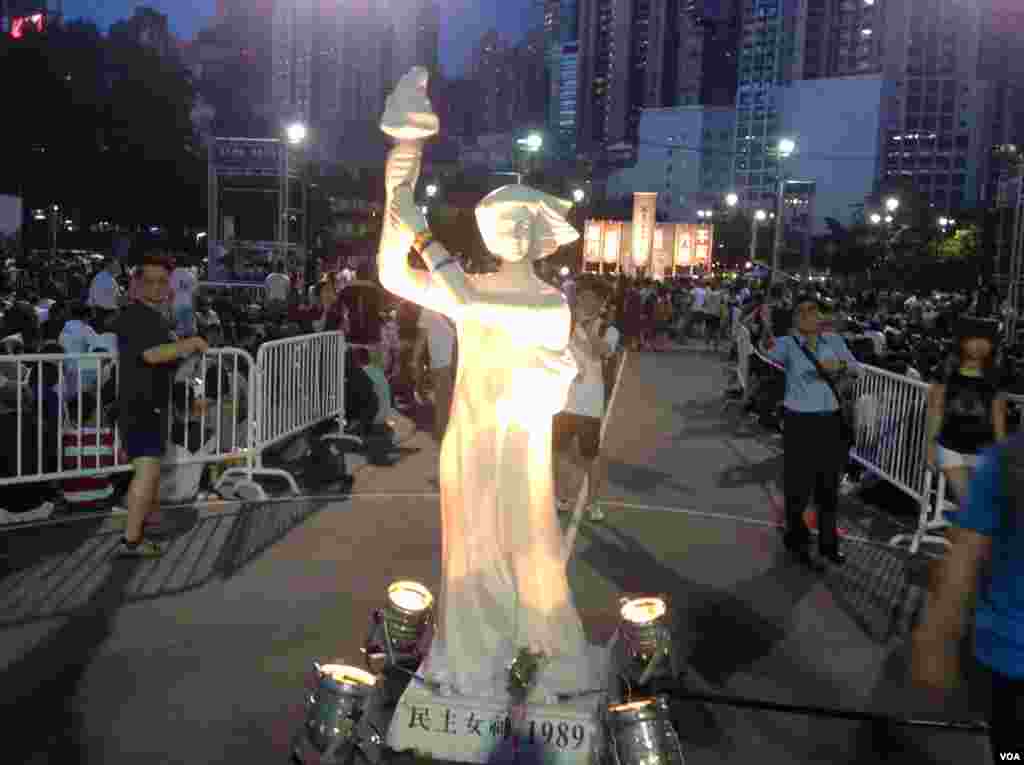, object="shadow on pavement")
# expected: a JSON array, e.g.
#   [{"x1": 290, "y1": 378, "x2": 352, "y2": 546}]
[
  {"x1": 825, "y1": 539, "x2": 929, "y2": 645},
  {"x1": 576, "y1": 521, "x2": 823, "y2": 753},
  {"x1": 604, "y1": 460, "x2": 697, "y2": 496},
  {"x1": 0, "y1": 496, "x2": 334, "y2": 628},
  {"x1": 1, "y1": 553, "x2": 141, "y2": 764}
]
